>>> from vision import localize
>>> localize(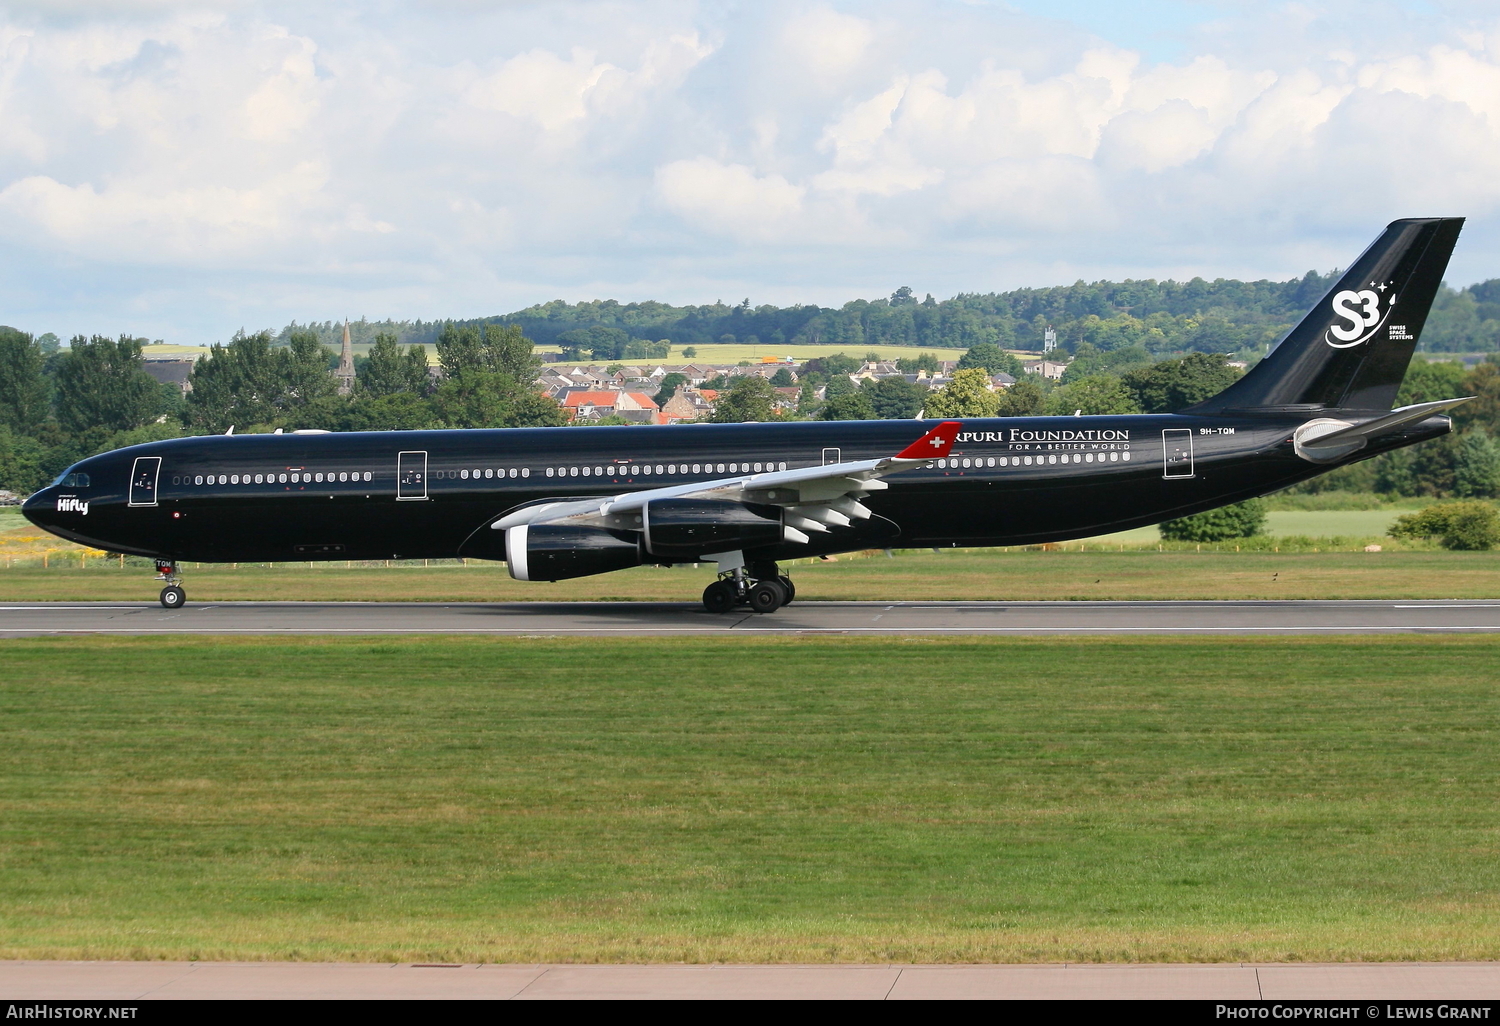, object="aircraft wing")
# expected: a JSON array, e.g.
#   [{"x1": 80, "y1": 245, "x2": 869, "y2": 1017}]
[{"x1": 492, "y1": 420, "x2": 962, "y2": 544}]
